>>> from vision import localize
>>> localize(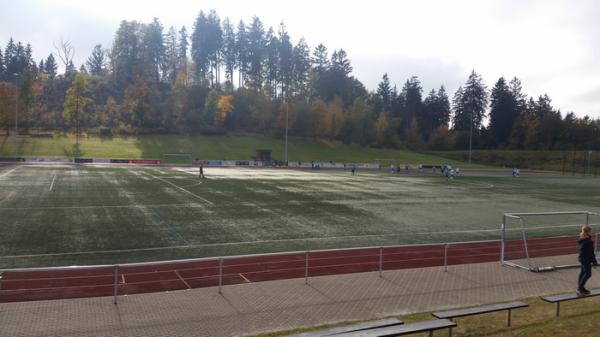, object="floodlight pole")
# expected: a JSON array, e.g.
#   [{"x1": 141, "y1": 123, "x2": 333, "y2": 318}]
[
  {"x1": 587, "y1": 150, "x2": 592, "y2": 176},
  {"x1": 13, "y1": 73, "x2": 19, "y2": 157},
  {"x1": 284, "y1": 93, "x2": 289, "y2": 165},
  {"x1": 468, "y1": 108, "x2": 473, "y2": 164}
]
